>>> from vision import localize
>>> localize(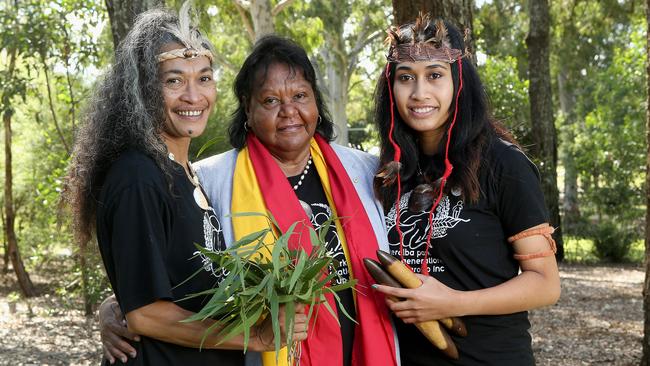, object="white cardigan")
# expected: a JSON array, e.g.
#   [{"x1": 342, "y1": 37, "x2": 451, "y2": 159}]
[{"x1": 195, "y1": 143, "x2": 390, "y2": 253}]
